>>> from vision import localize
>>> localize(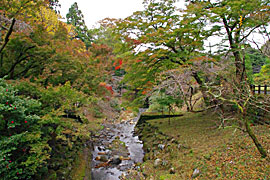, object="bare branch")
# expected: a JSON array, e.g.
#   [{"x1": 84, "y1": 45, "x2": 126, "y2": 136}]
[{"x1": 0, "y1": 18, "x2": 16, "y2": 54}]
